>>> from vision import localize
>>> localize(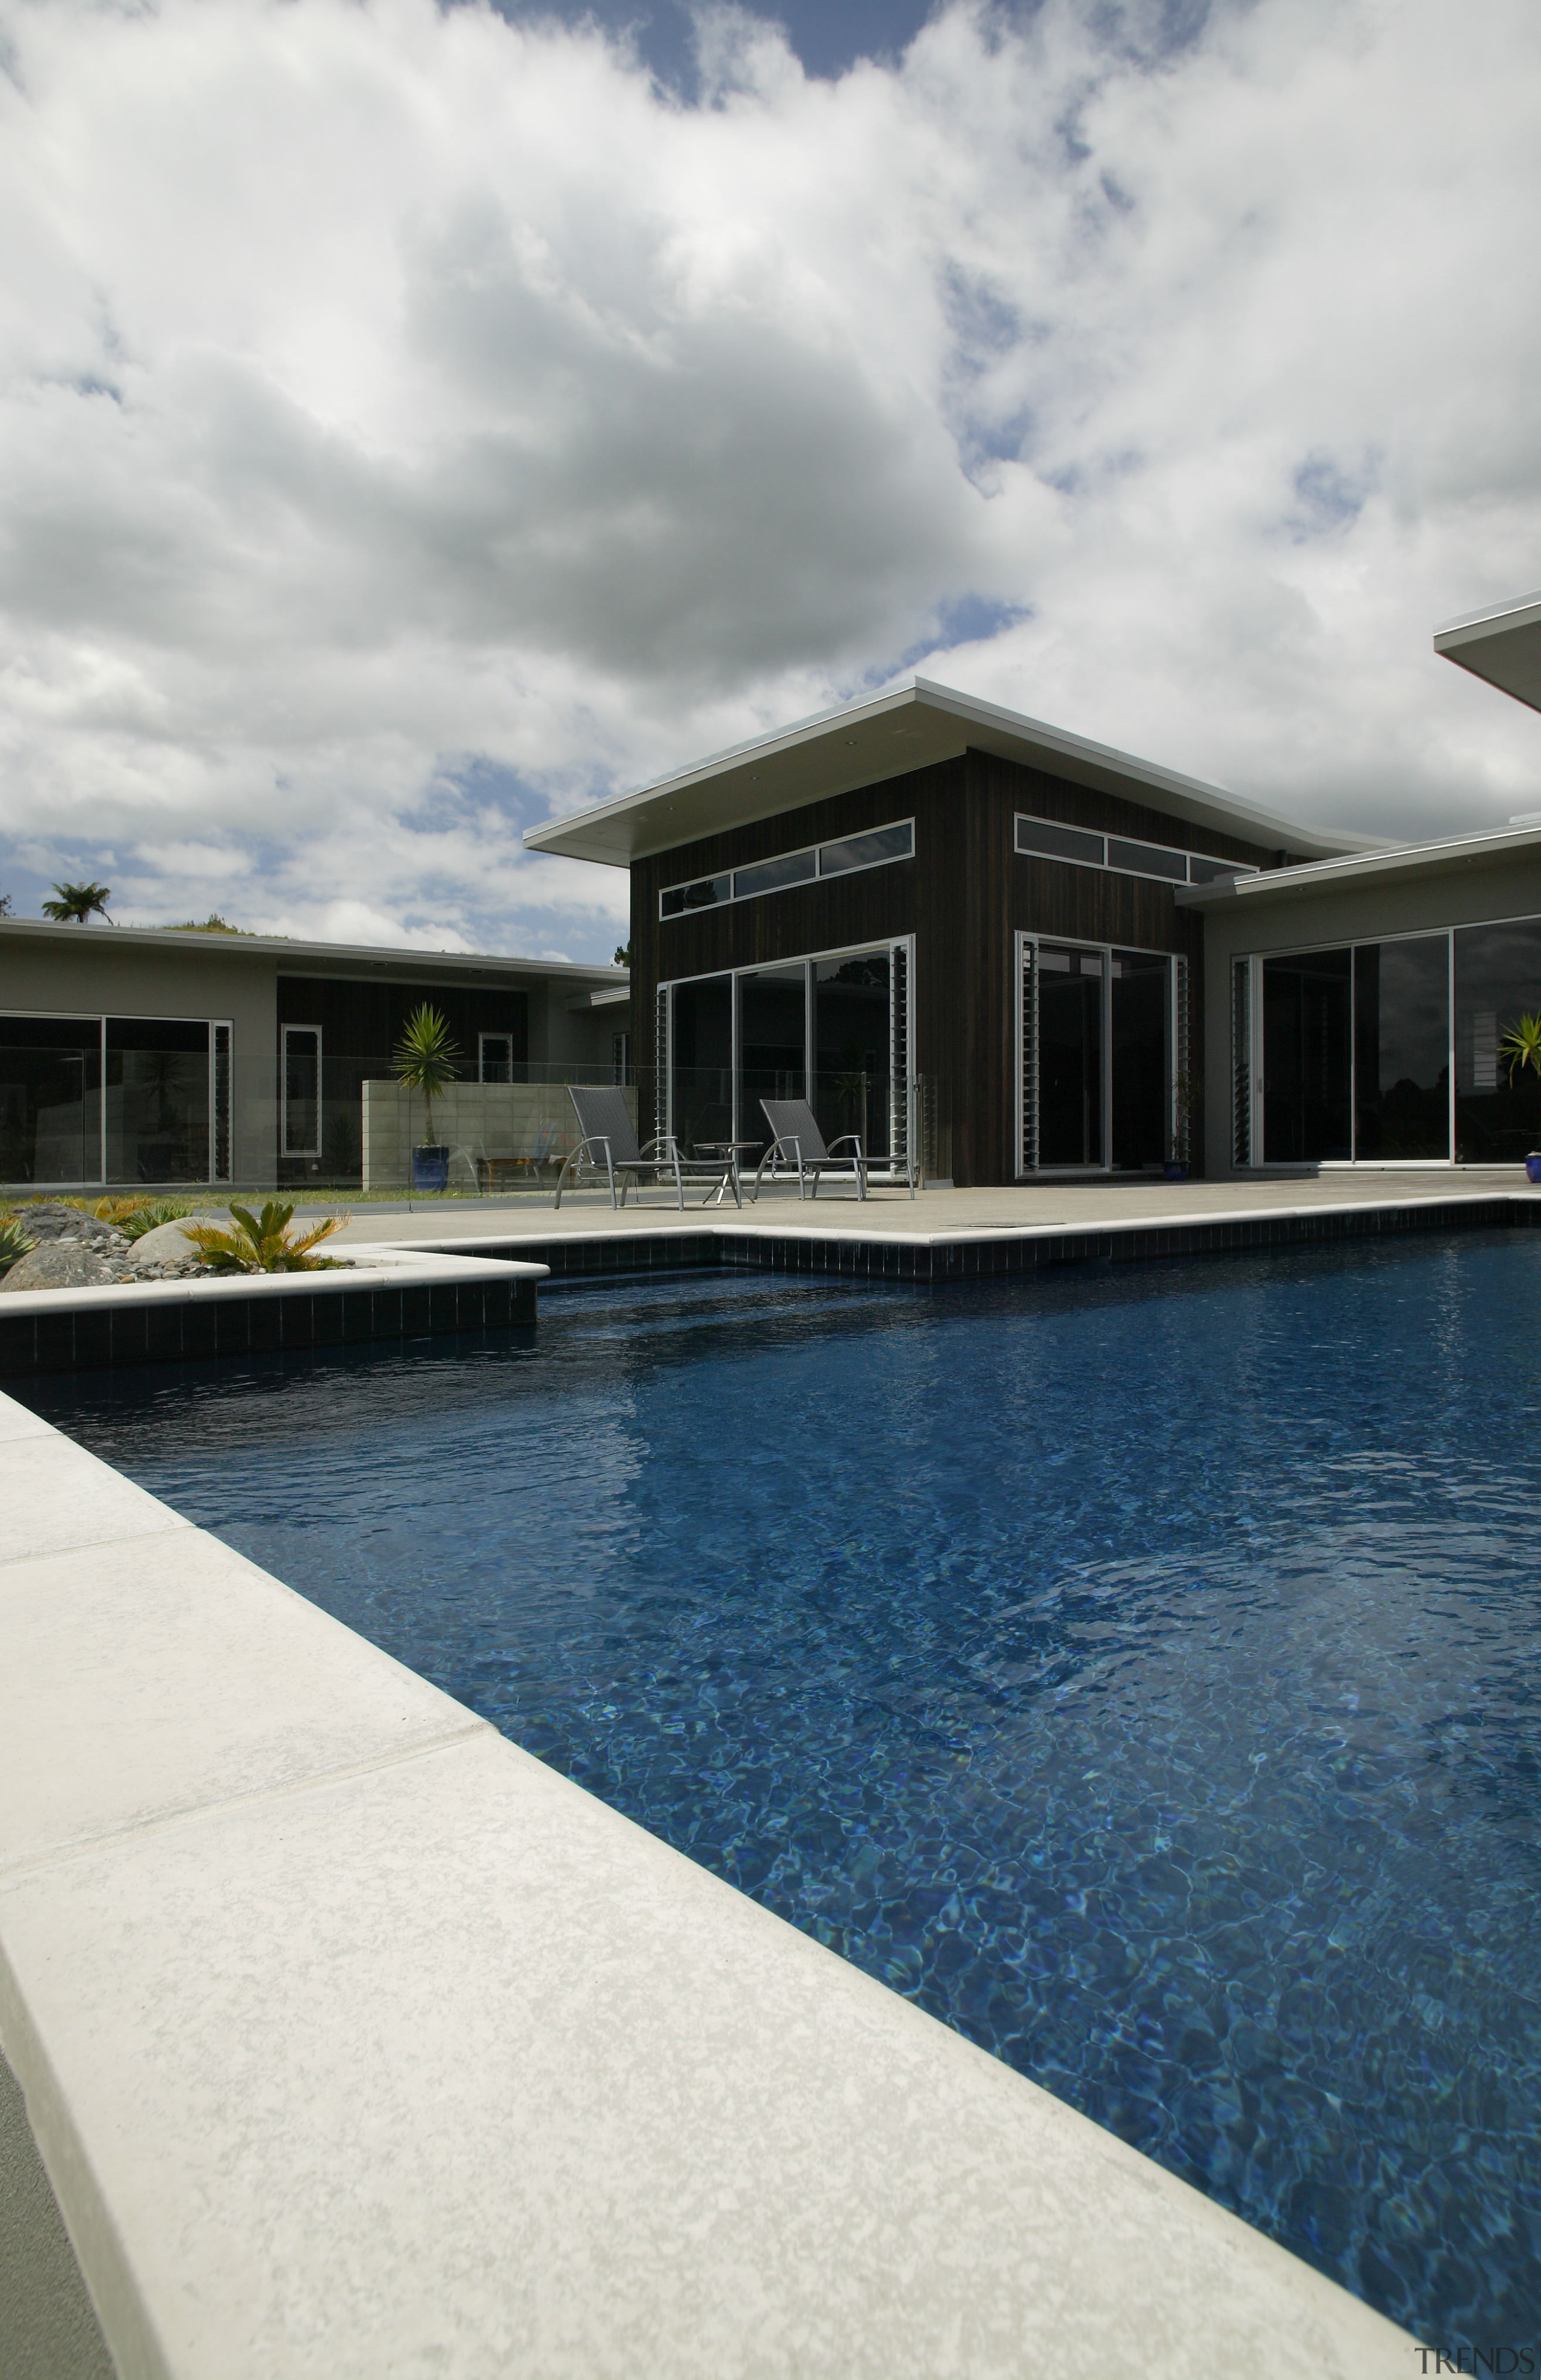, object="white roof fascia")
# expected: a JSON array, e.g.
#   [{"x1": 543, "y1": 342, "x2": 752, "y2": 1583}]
[
  {"x1": 565, "y1": 985, "x2": 633, "y2": 1012},
  {"x1": 1176, "y1": 818, "x2": 1541, "y2": 908},
  {"x1": 1434, "y1": 591, "x2": 1541, "y2": 713},
  {"x1": 523, "y1": 677, "x2": 1372, "y2": 868},
  {"x1": 0, "y1": 917, "x2": 628, "y2": 988}
]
